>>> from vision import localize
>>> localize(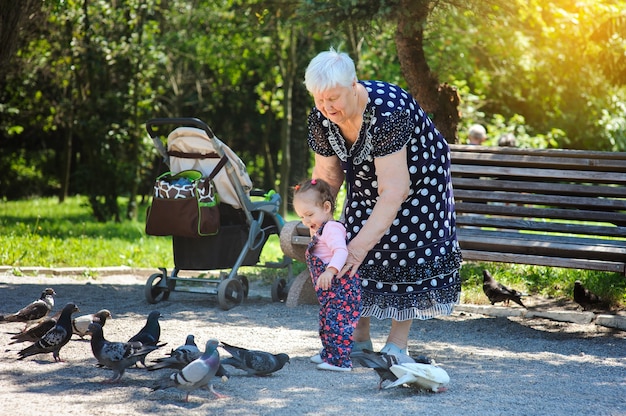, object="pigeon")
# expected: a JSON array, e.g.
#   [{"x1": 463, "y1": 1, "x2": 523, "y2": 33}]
[
  {"x1": 17, "y1": 303, "x2": 79, "y2": 362},
  {"x1": 384, "y1": 362, "x2": 450, "y2": 392},
  {"x1": 147, "y1": 334, "x2": 232, "y2": 378},
  {"x1": 87, "y1": 322, "x2": 159, "y2": 383},
  {"x1": 8, "y1": 316, "x2": 58, "y2": 345},
  {"x1": 573, "y1": 280, "x2": 605, "y2": 311},
  {"x1": 127, "y1": 310, "x2": 165, "y2": 366},
  {"x1": 351, "y1": 349, "x2": 432, "y2": 389},
  {"x1": 220, "y1": 341, "x2": 290, "y2": 376},
  {"x1": 152, "y1": 339, "x2": 226, "y2": 402},
  {"x1": 482, "y1": 270, "x2": 526, "y2": 308},
  {"x1": 148, "y1": 334, "x2": 201, "y2": 371},
  {"x1": 72, "y1": 309, "x2": 112, "y2": 339},
  {"x1": 0, "y1": 288, "x2": 56, "y2": 330}
]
